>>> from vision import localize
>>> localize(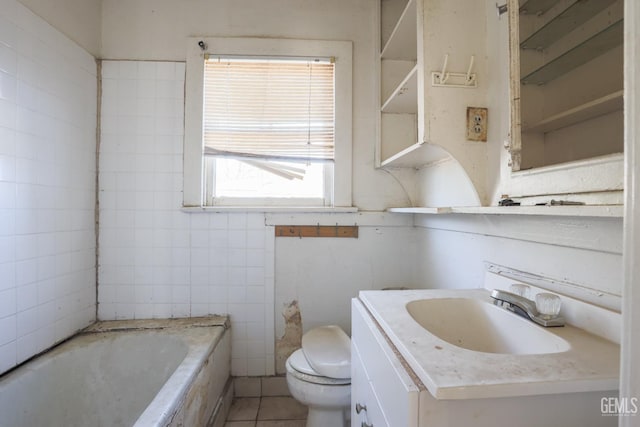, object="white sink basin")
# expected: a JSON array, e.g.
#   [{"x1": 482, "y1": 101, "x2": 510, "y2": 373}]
[{"x1": 406, "y1": 298, "x2": 570, "y2": 355}]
